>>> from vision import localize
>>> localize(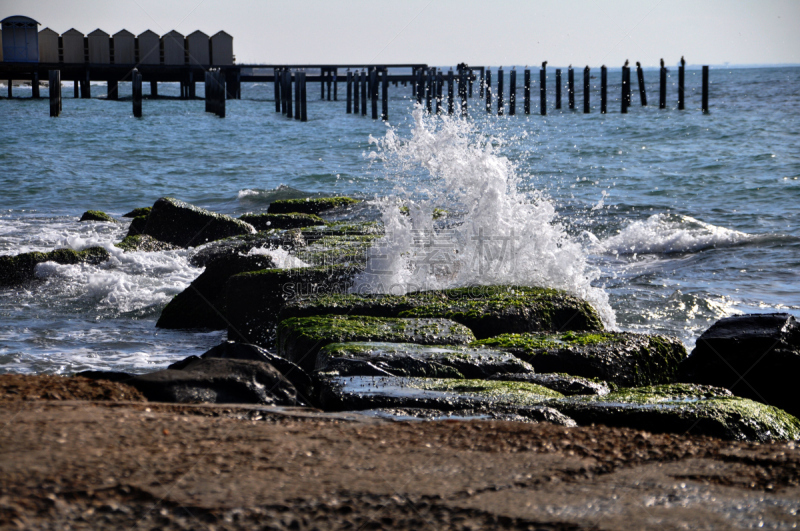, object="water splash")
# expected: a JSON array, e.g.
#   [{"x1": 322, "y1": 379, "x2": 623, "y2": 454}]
[{"x1": 353, "y1": 107, "x2": 616, "y2": 328}]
